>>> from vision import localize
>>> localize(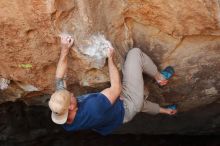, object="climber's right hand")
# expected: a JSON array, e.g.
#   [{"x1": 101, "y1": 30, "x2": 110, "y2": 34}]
[{"x1": 60, "y1": 34, "x2": 74, "y2": 56}]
